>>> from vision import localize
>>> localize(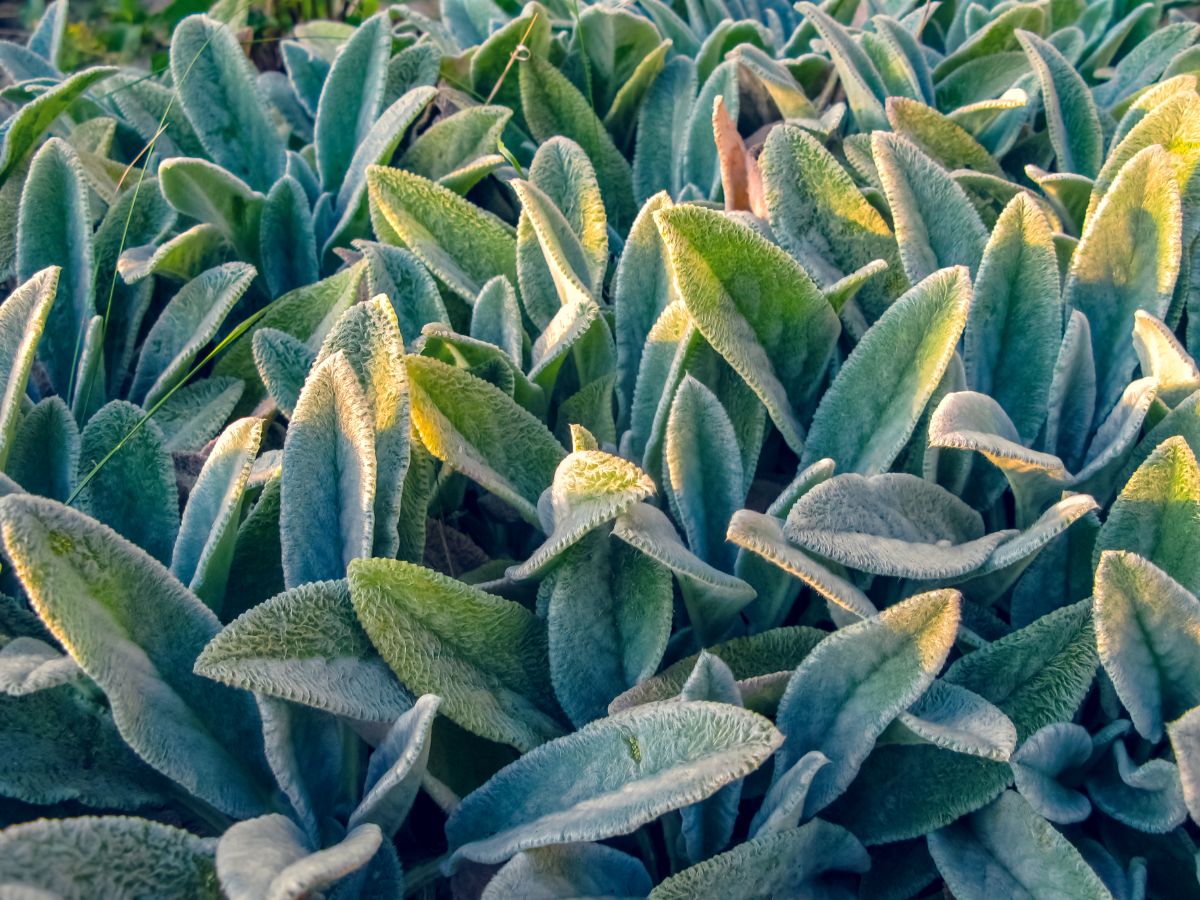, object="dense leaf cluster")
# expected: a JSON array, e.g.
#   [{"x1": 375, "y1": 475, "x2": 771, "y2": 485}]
[{"x1": 1, "y1": 0, "x2": 1200, "y2": 896}]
